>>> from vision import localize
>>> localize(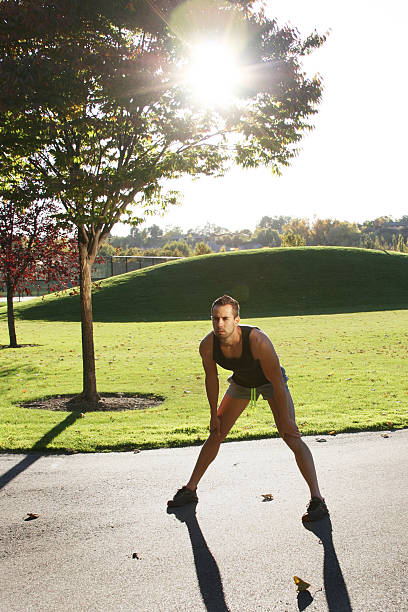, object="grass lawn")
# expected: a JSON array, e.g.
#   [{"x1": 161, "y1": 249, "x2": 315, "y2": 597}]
[{"x1": 1, "y1": 309, "x2": 407, "y2": 453}]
